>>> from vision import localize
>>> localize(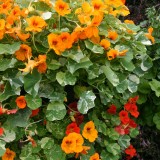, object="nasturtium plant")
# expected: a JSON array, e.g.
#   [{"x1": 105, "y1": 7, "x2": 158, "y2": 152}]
[{"x1": 0, "y1": 0, "x2": 156, "y2": 159}]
